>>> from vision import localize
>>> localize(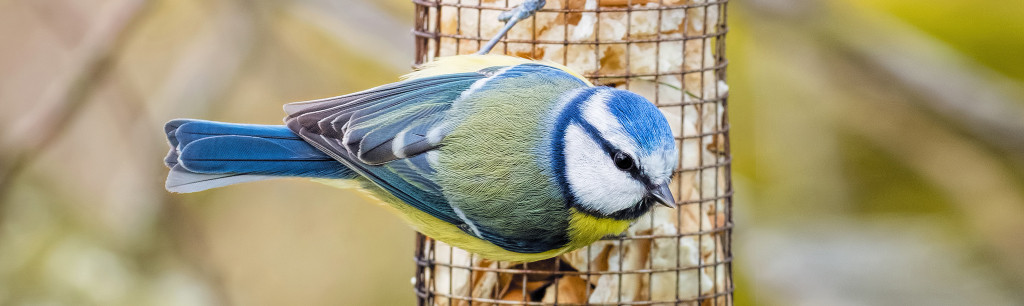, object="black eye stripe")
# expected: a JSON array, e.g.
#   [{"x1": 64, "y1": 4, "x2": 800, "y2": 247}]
[{"x1": 574, "y1": 120, "x2": 653, "y2": 186}]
